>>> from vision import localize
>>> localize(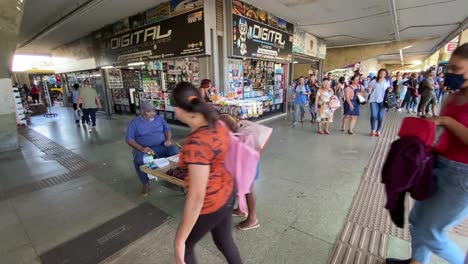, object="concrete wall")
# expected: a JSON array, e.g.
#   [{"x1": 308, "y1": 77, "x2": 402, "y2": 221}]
[
  {"x1": 359, "y1": 58, "x2": 381, "y2": 77},
  {"x1": 293, "y1": 64, "x2": 312, "y2": 80},
  {"x1": 0, "y1": 0, "x2": 25, "y2": 152},
  {"x1": 0, "y1": 78, "x2": 19, "y2": 151},
  {"x1": 52, "y1": 35, "x2": 97, "y2": 73},
  {"x1": 323, "y1": 39, "x2": 426, "y2": 72},
  {"x1": 460, "y1": 28, "x2": 468, "y2": 45}
]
